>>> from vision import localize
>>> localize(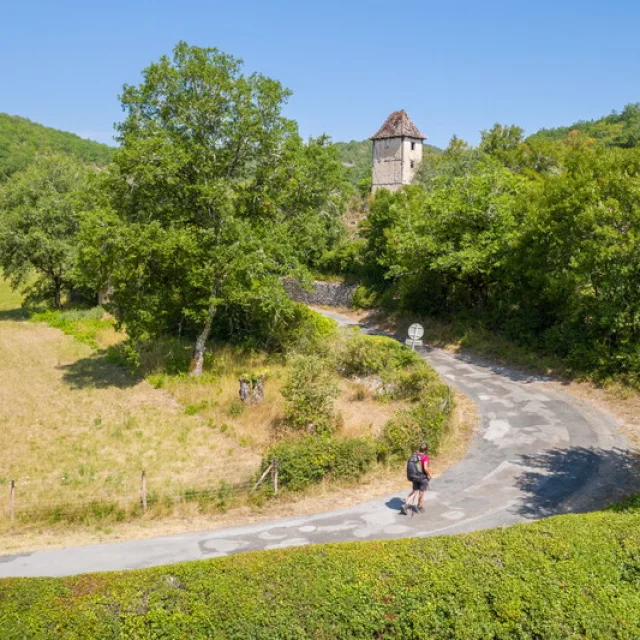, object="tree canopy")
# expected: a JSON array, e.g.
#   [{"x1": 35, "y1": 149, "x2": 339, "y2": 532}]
[
  {"x1": 0, "y1": 154, "x2": 91, "y2": 308},
  {"x1": 78, "y1": 42, "x2": 349, "y2": 374}
]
